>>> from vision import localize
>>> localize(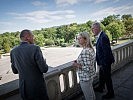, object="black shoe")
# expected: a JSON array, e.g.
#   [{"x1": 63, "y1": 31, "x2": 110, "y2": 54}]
[
  {"x1": 94, "y1": 87, "x2": 103, "y2": 93},
  {"x1": 102, "y1": 93, "x2": 115, "y2": 99}
]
